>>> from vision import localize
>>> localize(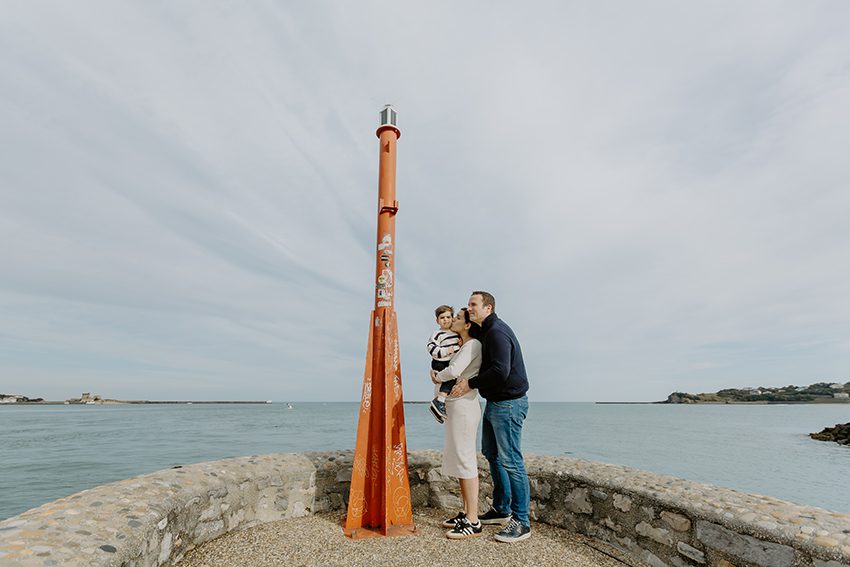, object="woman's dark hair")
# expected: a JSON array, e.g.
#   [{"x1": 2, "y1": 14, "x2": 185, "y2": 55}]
[{"x1": 460, "y1": 308, "x2": 483, "y2": 340}]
